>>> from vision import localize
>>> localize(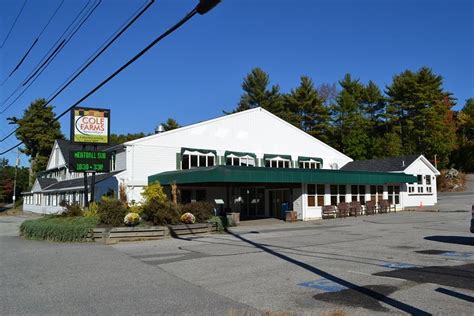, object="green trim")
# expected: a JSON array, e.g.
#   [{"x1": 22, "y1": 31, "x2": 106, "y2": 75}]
[
  {"x1": 298, "y1": 156, "x2": 323, "y2": 164},
  {"x1": 263, "y1": 154, "x2": 292, "y2": 160},
  {"x1": 180, "y1": 147, "x2": 217, "y2": 156},
  {"x1": 148, "y1": 165, "x2": 417, "y2": 186},
  {"x1": 224, "y1": 151, "x2": 257, "y2": 159},
  {"x1": 176, "y1": 153, "x2": 181, "y2": 170}
]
